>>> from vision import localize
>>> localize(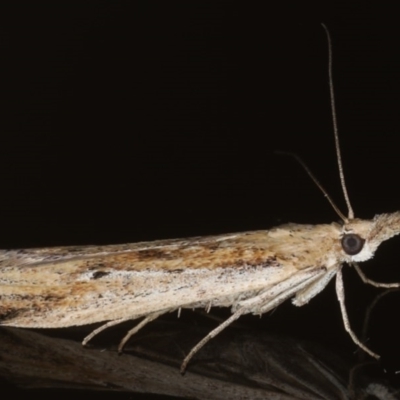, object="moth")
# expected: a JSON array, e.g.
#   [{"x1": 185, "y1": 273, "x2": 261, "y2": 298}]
[{"x1": 0, "y1": 25, "x2": 399, "y2": 374}]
